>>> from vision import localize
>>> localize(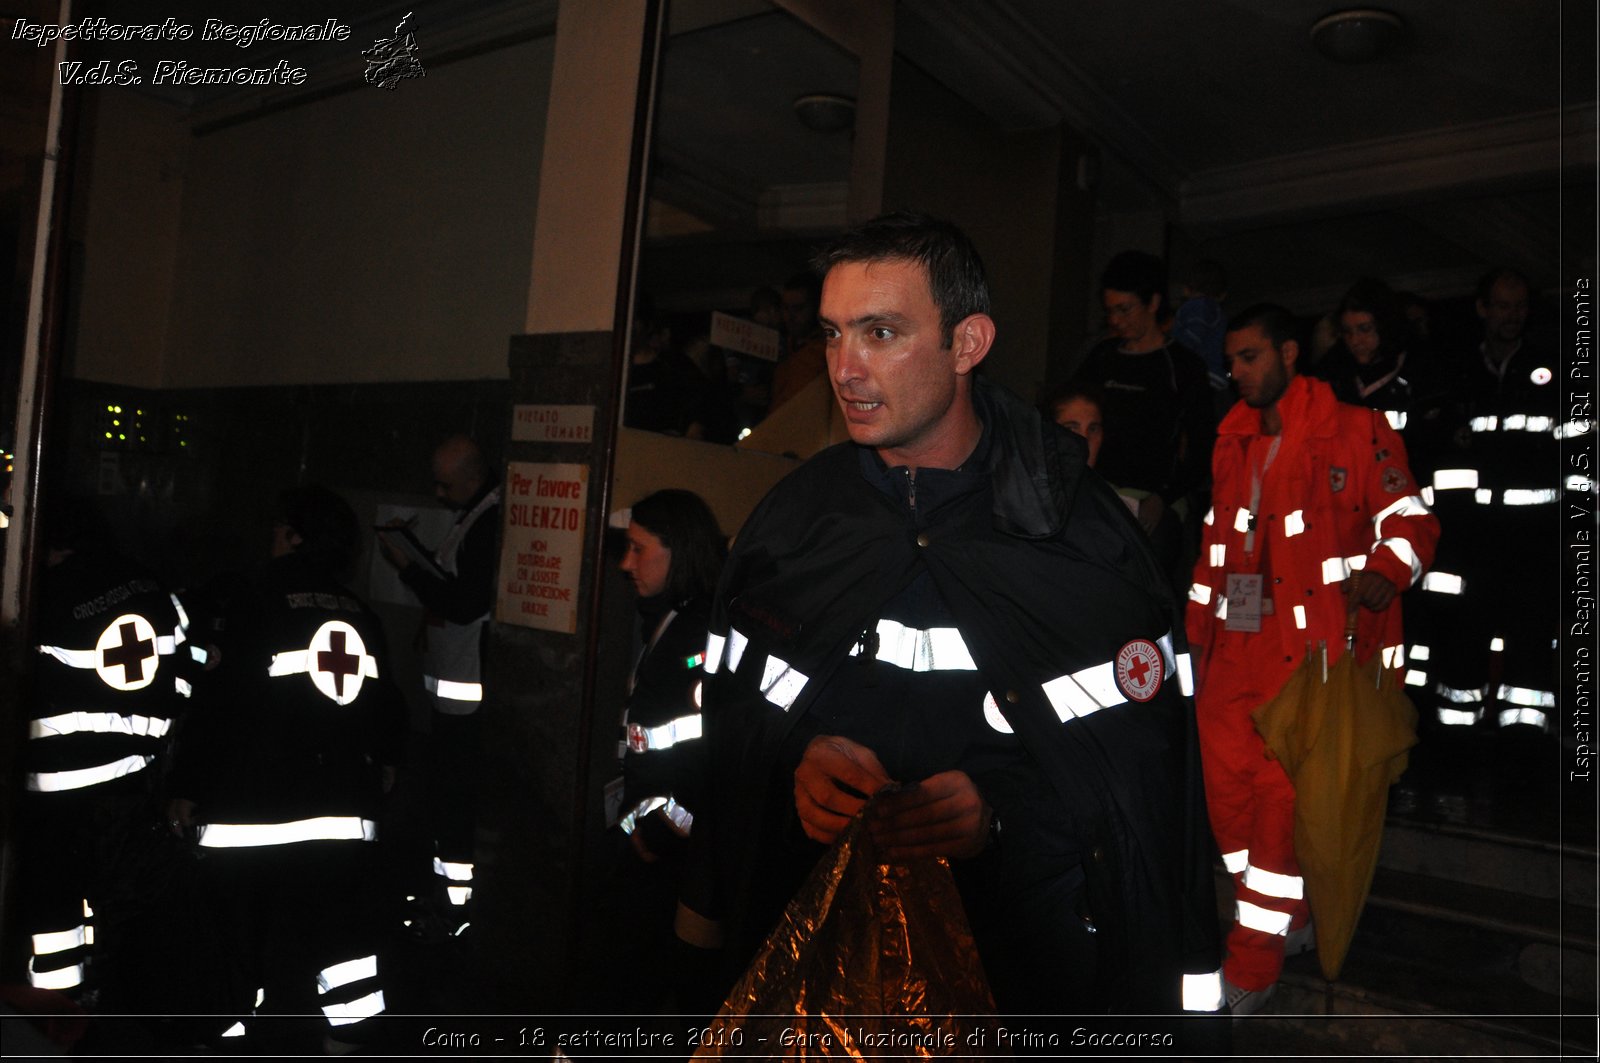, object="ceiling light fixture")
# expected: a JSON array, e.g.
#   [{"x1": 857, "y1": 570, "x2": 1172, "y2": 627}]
[
  {"x1": 792, "y1": 93, "x2": 855, "y2": 133},
  {"x1": 1310, "y1": 8, "x2": 1409, "y2": 63}
]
